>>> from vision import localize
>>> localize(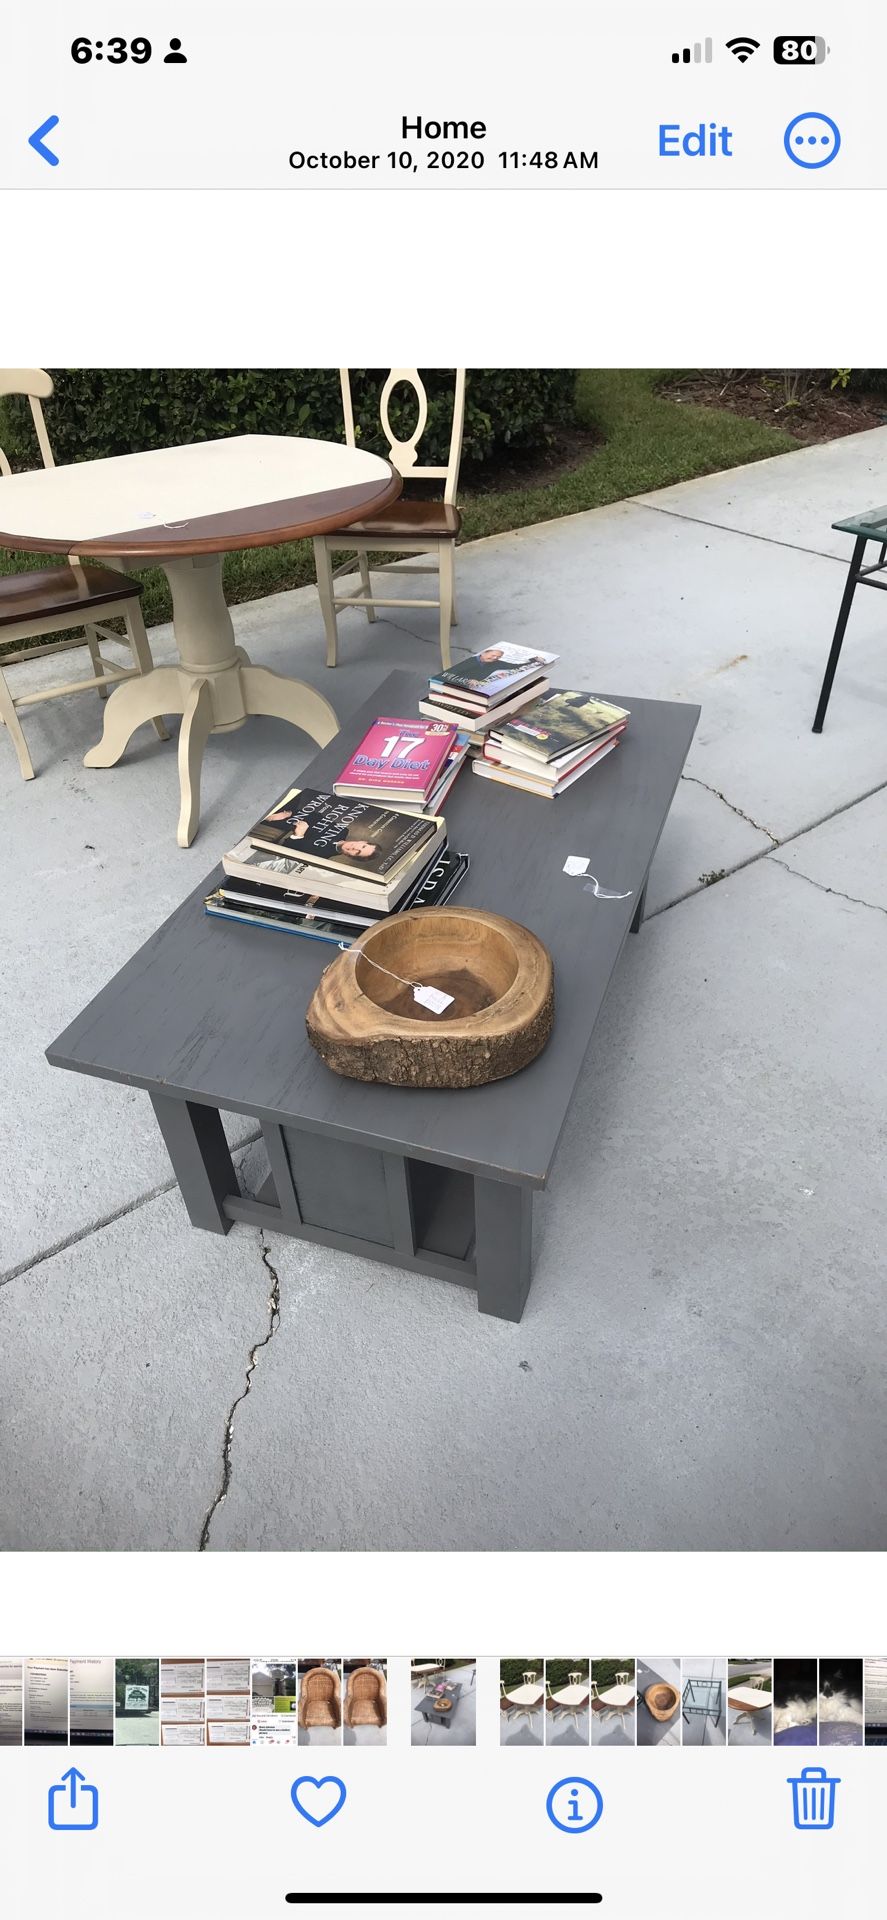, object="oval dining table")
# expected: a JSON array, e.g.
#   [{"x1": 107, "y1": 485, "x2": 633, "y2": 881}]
[{"x1": 0, "y1": 434, "x2": 401, "y2": 844}]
